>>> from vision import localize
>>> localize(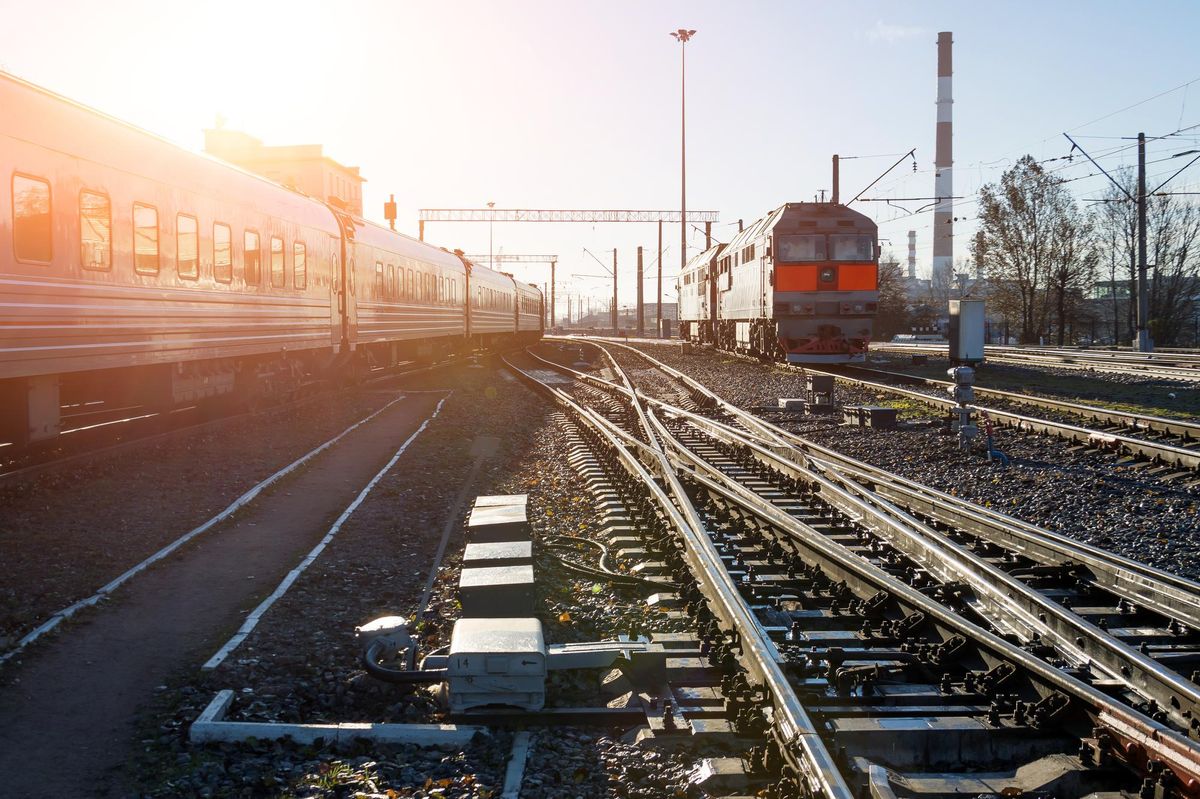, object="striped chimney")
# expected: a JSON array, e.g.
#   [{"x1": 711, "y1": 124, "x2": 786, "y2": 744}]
[
  {"x1": 933, "y1": 32, "x2": 953, "y2": 287},
  {"x1": 907, "y1": 230, "x2": 917, "y2": 280}
]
